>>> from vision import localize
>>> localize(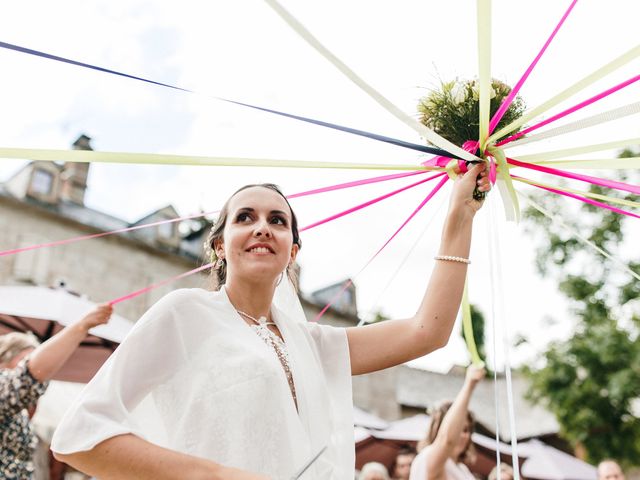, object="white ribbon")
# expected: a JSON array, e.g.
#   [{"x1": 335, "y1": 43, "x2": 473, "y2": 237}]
[
  {"x1": 505, "y1": 101, "x2": 640, "y2": 149},
  {"x1": 520, "y1": 191, "x2": 640, "y2": 282},
  {"x1": 262, "y1": 0, "x2": 479, "y2": 162}
]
